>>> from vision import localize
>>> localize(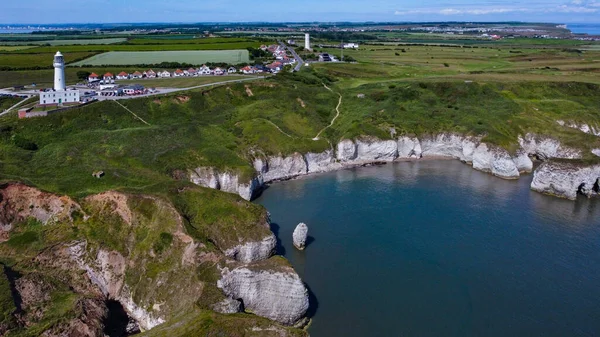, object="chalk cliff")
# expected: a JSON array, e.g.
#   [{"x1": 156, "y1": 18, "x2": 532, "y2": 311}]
[
  {"x1": 188, "y1": 133, "x2": 599, "y2": 202},
  {"x1": 217, "y1": 259, "x2": 310, "y2": 326},
  {"x1": 531, "y1": 162, "x2": 600, "y2": 200}
]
